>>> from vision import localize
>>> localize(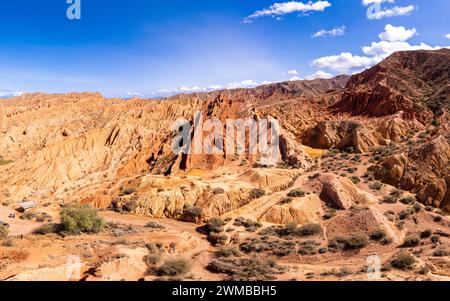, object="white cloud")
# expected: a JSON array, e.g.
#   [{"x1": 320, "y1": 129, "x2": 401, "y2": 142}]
[
  {"x1": 287, "y1": 69, "x2": 299, "y2": 75},
  {"x1": 312, "y1": 26, "x2": 346, "y2": 38},
  {"x1": 311, "y1": 25, "x2": 448, "y2": 74},
  {"x1": 289, "y1": 76, "x2": 302, "y2": 81},
  {"x1": 362, "y1": 41, "x2": 443, "y2": 59},
  {"x1": 304, "y1": 71, "x2": 333, "y2": 80},
  {"x1": 368, "y1": 5, "x2": 416, "y2": 19},
  {"x1": 244, "y1": 1, "x2": 331, "y2": 23},
  {"x1": 362, "y1": 0, "x2": 395, "y2": 6},
  {"x1": 312, "y1": 52, "x2": 379, "y2": 73},
  {"x1": 378, "y1": 24, "x2": 417, "y2": 42},
  {"x1": 446, "y1": 34, "x2": 450, "y2": 39},
  {"x1": 0, "y1": 90, "x2": 24, "y2": 98}
]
